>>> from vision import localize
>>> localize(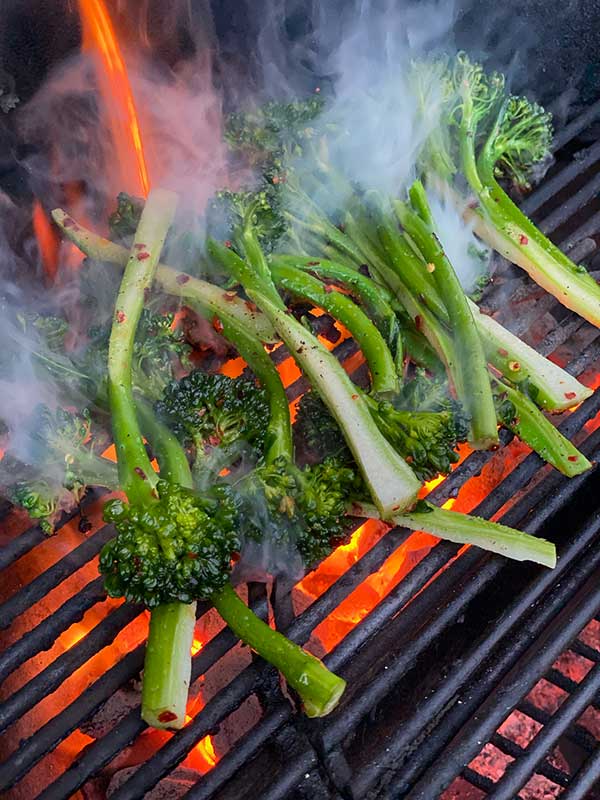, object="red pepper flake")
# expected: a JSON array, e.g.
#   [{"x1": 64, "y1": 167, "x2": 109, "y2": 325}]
[
  {"x1": 351, "y1": 394, "x2": 358, "y2": 400},
  {"x1": 116, "y1": 310, "x2": 126, "y2": 323},
  {"x1": 175, "y1": 273, "x2": 190, "y2": 285},
  {"x1": 272, "y1": 175, "x2": 280, "y2": 185},
  {"x1": 519, "y1": 234, "x2": 529, "y2": 245},
  {"x1": 392, "y1": 505, "x2": 400, "y2": 512},
  {"x1": 508, "y1": 361, "x2": 521, "y2": 371},
  {"x1": 224, "y1": 240, "x2": 232, "y2": 248},
  {"x1": 158, "y1": 711, "x2": 178, "y2": 723},
  {"x1": 188, "y1": 552, "x2": 197, "y2": 559},
  {"x1": 498, "y1": 348, "x2": 509, "y2": 357},
  {"x1": 564, "y1": 391, "x2": 577, "y2": 399},
  {"x1": 224, "y1": 292, "x2": 236, "y2": 302},
  {"x1": 324, "y1": 285, "x2": 333, "y2": 293},
  {"x1": 245, "y1": 300, "x2": 258, "y2": 312},
  {"x1": 568, "y1": 455, "x2": 579, "y2": 462},
  {"x1": 137, "y1": 251, "x2": 150, "y2": 261},
  {"x1": 307, "y1": 261, "x2": 320, "y2": 266},
  {"x1": 134, "y1": 467, "x2": 147, "y2": 481},
  {"x1": 415, "y1": 315, "x2": 423, "y2": 331},
  {"x1": 212, "y1": 316, "x2": 224, "y2": 334},
  {"x1": 134, "y1": 243, "x2": 146, "y2": 250}
]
